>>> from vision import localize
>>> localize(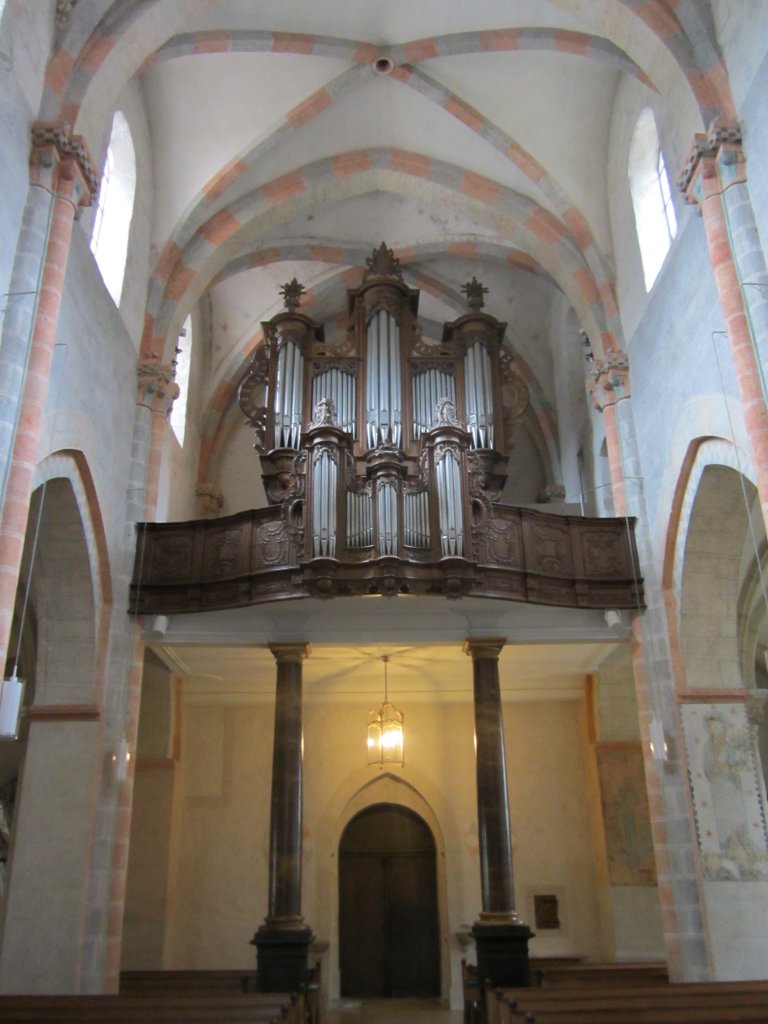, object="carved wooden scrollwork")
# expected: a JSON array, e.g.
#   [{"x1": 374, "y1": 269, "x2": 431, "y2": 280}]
[
  {"x1": 528, "y1": 523, "x2": 572, "y2": 575},
  {"x1": 149, "y1": 533, "x2": 194, "y2": 582},
  {"x1": 582, "y1": 529, "x2": 626, "y2": 576},
  {"x1": 203, "y1": 525, "x2": 245, "y2": 578},
  {"x1": 238, "y1": 346, "x2": 270, "y2": 449},
  {"x1": 130, "y1": 505, "x2": 643, "y2": 614},
  {"x1": 486, "y1": 517, "x2": 522, "y2": 567},
  {"x1": 256, "y1": 522, "x2": 290, "y2": 567}
]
